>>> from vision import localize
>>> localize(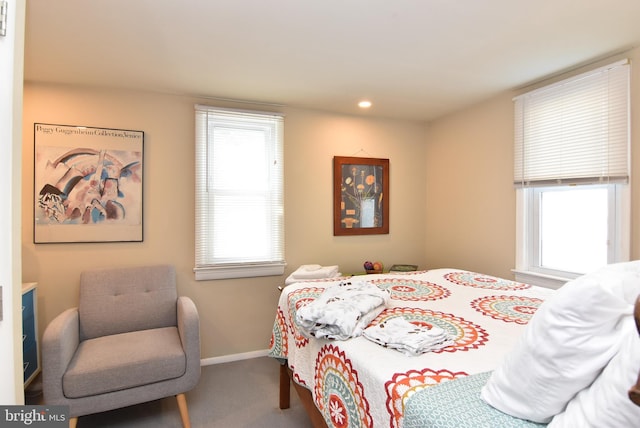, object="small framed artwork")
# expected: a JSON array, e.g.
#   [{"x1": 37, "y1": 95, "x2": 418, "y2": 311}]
[
  {"x1": 33, "y1": 123, "x2": 144, "y2": 243},
  {"x1": 333, "y1": 156, "x2": 389, "y2": 236}
]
